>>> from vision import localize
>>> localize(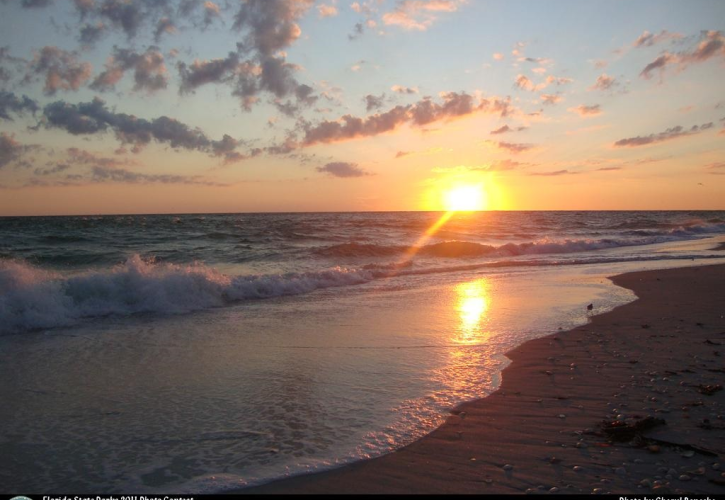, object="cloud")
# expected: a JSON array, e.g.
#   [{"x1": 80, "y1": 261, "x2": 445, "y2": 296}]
[
  {"x1": 74, "y1": 0, "x2": 95, "y2": 17},
  {"x1": 20, "y1": 0, "x2": 52, "y2": 7},
  {"x1": 514, "y1": 74, "x2": 572, "y2": 92},
  {"x1": 316, "y1": 161, "x2": 371, "y2": 178},
  {"x1": 177, "y1": 48, "x2": 313, "y2": 113},
  {"x1": 177, "y1": 51, "x2": 251, "y2": 92},
  {"x1": 395, "y1": 150, "x2": 411, "y2": 158},
  {"x1": 540, "y1": 93, "x2": 562, "y2": 105},
  {"x1": 203, "y1": 1, "x2": 221, "y2": 26},
  {"x1": 302, "y1": 105, "x2": 409, "y2": 145},
  {"x1": 706, "y1": 161, "x2": 725, "y2": 169},
  {"x1": 24, "y1": 46, "x2": 92, "y2": 95},
  {"x1": 0, "y1": 132, "x2": 37, "y2": 169},
  {"x1": 589, "y1": 73, "x2": 618, "y2": 91},
  {"x1": 640, "y1": 30, "x2": 725, "y2": 80},
  {"x1": 529, "y1": 169, "x2": 577, "y2": 176},
  {"x1": 348, "y1": 22, "x2": 365, "y2": 40},
  {"x1": 154, "y1": 17, "x2": 177, "y2": 42},
  {"x1": 568, "y1": 104, "x2": 602, "y2": 117},
  {"x1": 614, "y1": 122, "x2": 714, "y2": 147},
  {"x1": 88, "y1": 165, "x2": 226, "y2": 185},
  {"x1": 34, "y1": 163, "x2": 71, "y2": 176},
  {"x1": 633, "y1": 30, "x2": 683, "y2": 48},
  {"x1": 492, "y1": 53, "x2": 504, "y2": 61},
  {"x1": 317, "y1": 4, "x2": 338, "y2": 18},
  {"x1": 0, "y1": 91, "x2": 39, "y2": 121},
  {"x1": 233, "y1": 0, "x2": 313, "y2": 57},
  {"x1": 301, "y1": 92, "x2": 512, "y2": 146},
  {"x1": 79, "y1": 22, "x2": 107, "y2": 45},
  {"x1": 489, "y1": 141, "x2": 534, "y2": 154},
  {"x1": 597, "y1": 166, "x2": 621, "y2": 171},
  {"x1": 93, "y1": 0, "x2": 162, "y2": 39},
  {"x1": 350, "y1": 59, "x2": 368, "y2": 72},
  {"x1": 382, "y1": 0, "x2": 461, "y2": 31},
  {"x1": 169, "y1": 0, "x2": 319, "y2": 113},
  {"x1": 364, "y1": 93, "x2": 386, "y2": 112},
  {"x1": 391, "y1": 84, "x2": 418, "y2": 94},
  {"x1": 0, "y1": 46, "x2": 25, "y2": 83},
  {"x1": 155, "y1": 0, "x2": 317, "y2": 112},
  {"x1": 546, "y1": 76, "x2": 572, "y2": 86},
  {"x1": 490, "y1": 124, "x2": 527, "y2": 135},
  {"x1": 513, "y1": 74, "x2": 535, "y2": 91},
  {"x1": 66, "y1": 146, "x2": 133, "y2": 168},
  {"x1": 41, "y1": 97, "x2": 249, "y2": 162},
  {"x1": 640, "y1": 53, "x2": 678, "y2": 80},
  {"x1": 272, "y1": 82, "x2": 319, "y2": 117},
  {"x1": 91, "y1": 46, "x2": 168, "y2": 92},
  {"x1": 524, "y1": 56, "x2": 553, "y2": 65},
  {"x1": 409, "y1": 92, "x2": 498, "y2": 125}
]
